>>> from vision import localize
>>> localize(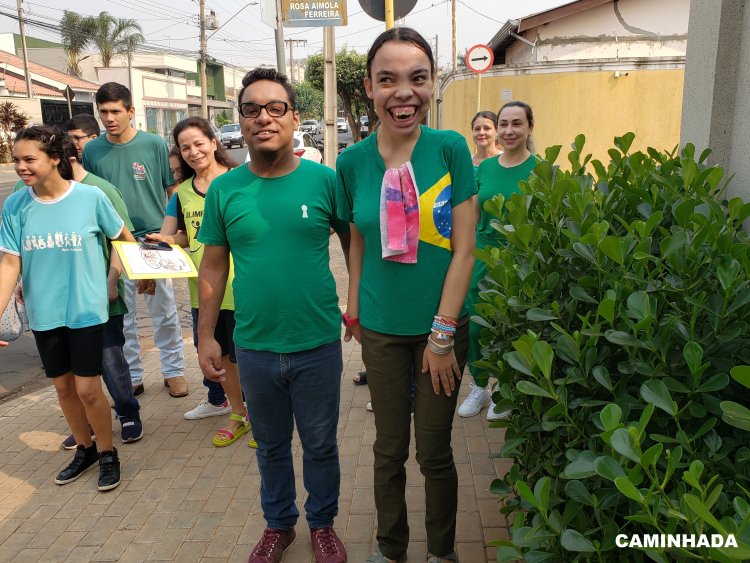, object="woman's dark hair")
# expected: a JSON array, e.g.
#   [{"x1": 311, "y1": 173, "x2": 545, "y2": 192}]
[
  {"x1": 471, "y1": 111, "x2": 498, "y2": 129},
  {"x1": 366, "y1": 27, "x2": 435, "y2": 78},
  {"x1": 498, "y1": 100, "x2": 535, "y2": 152},
  {"x1": 171, "y1": 116, "x2": 238, "y2": 182},
  {"x1": 96, "y1": 82, "x2": 133, "y2": 109},
  {"x1": 15, "y1": 125, "x2": 73, "y2": 181}
]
